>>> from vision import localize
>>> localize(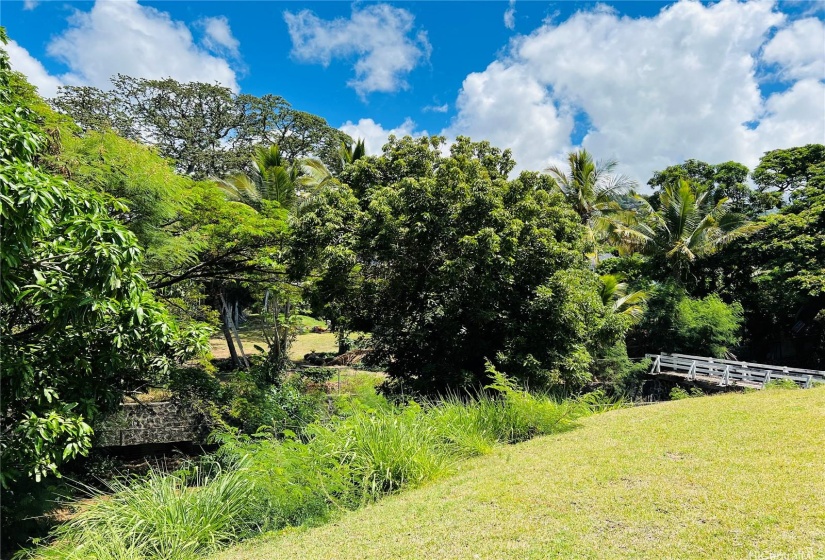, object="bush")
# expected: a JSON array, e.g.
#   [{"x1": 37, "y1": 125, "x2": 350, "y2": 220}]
[
  {"x1": 676, "y1": 295, "x2": 743, "y2": 357},
  {"x1": 630, "y1": 283, "x2": 743, "y2": 358}
]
